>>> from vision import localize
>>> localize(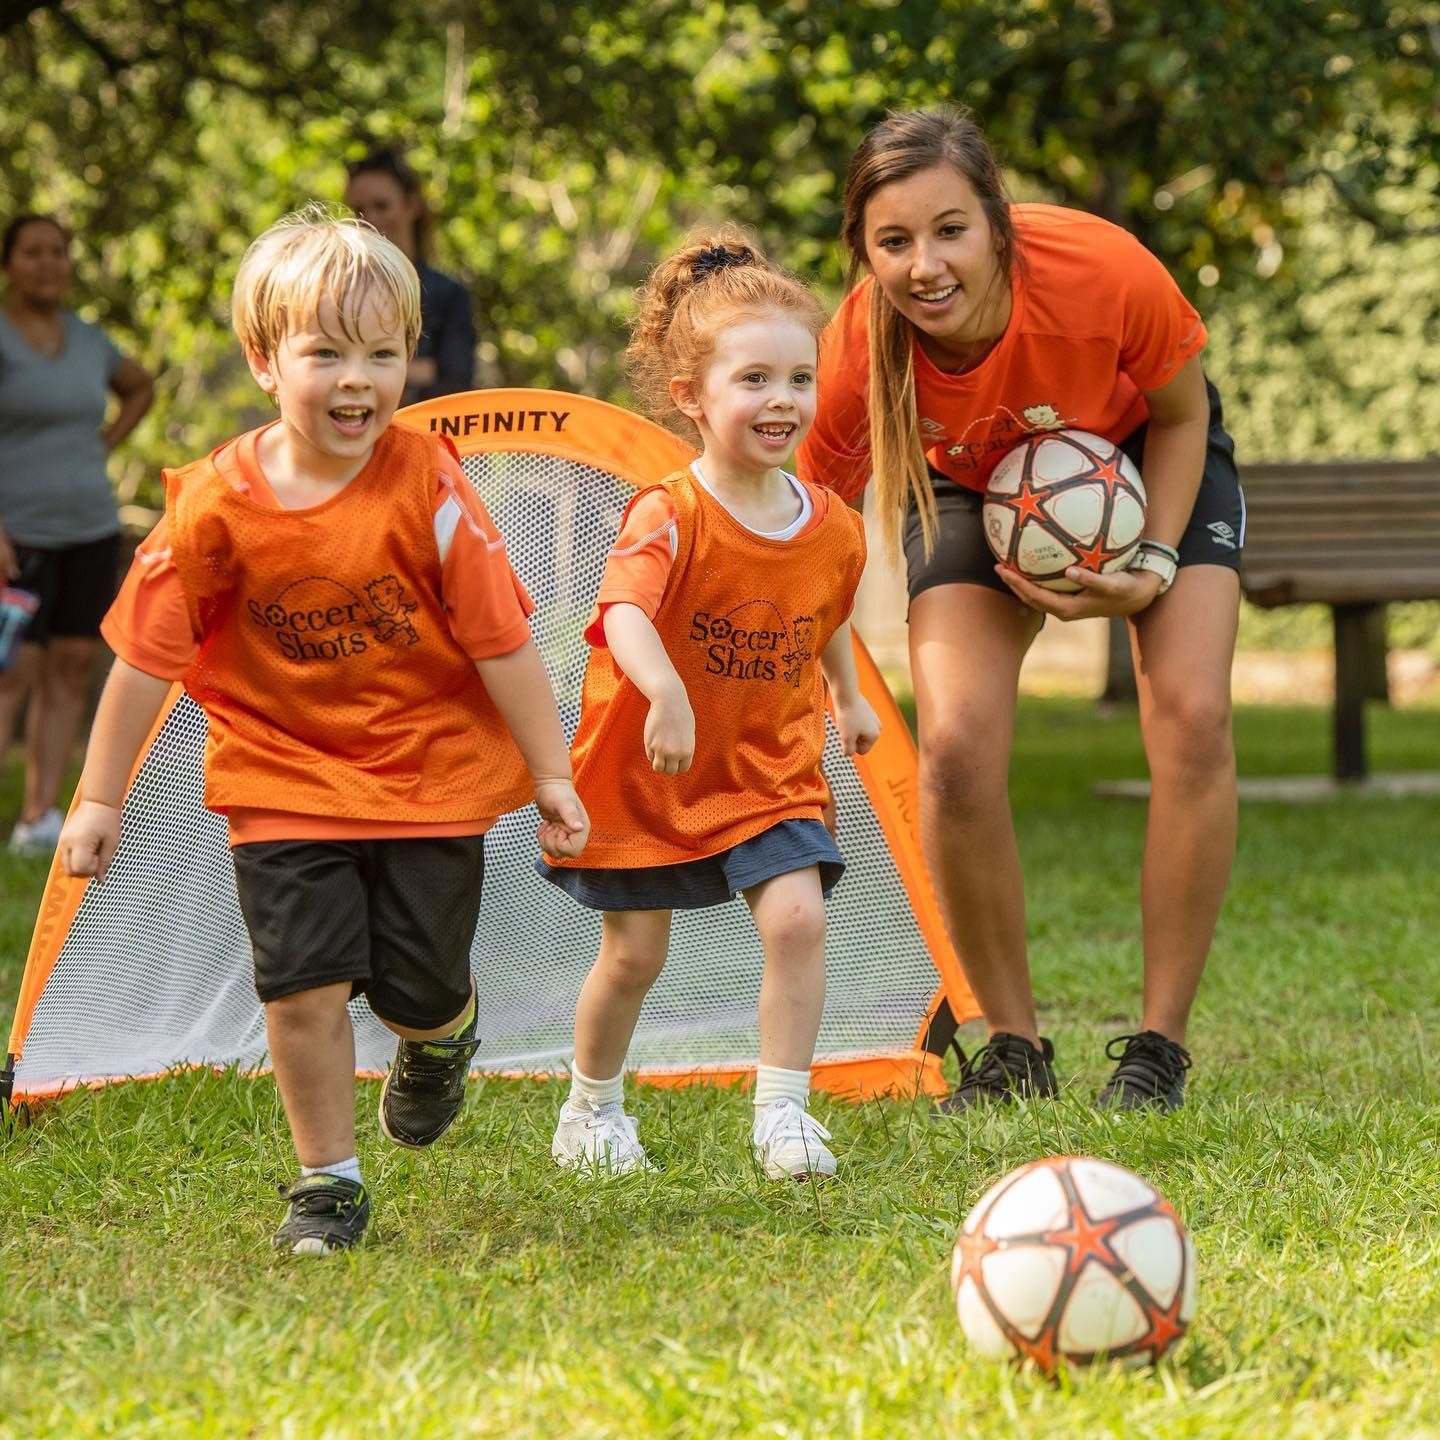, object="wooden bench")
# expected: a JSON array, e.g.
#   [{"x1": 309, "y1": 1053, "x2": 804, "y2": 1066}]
[{"x1": 1239, "y1": 458, "x2": 1440, "y2": 780}]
